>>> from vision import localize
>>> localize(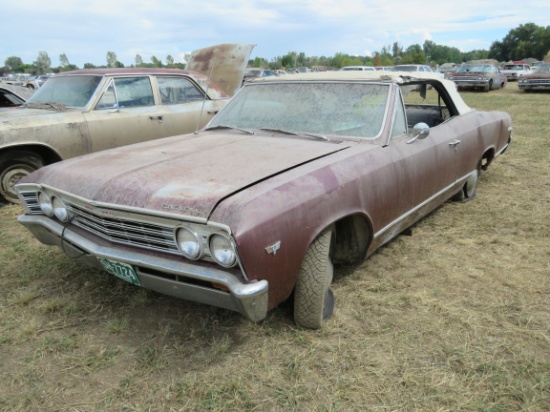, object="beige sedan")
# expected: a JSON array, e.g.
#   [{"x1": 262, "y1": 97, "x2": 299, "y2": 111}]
[{"x1": 0, "y1": 43, "x2": 253, "y2": 203}]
